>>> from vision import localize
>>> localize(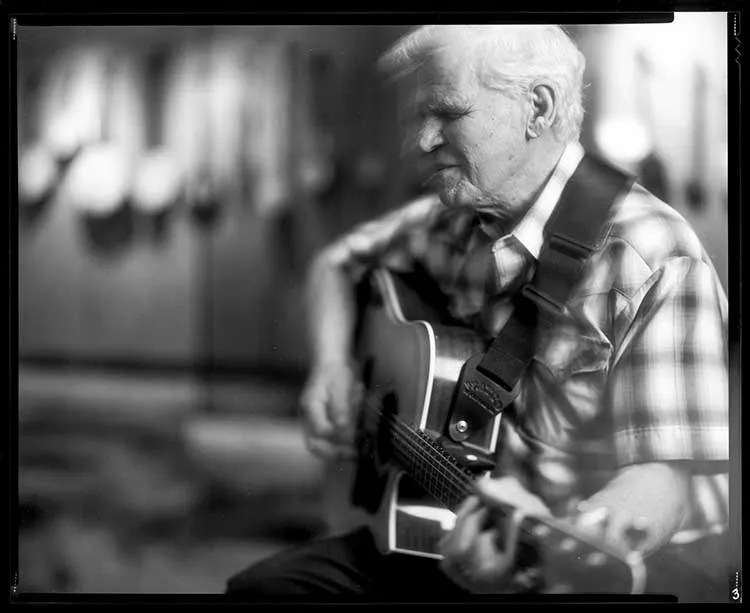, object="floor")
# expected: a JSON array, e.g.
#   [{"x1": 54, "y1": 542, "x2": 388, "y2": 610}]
[
  {"x1": 15, "y1": 366, "x2": 343, "y2": 596},
  {"x1": 18, "y1": 516, "x2": 289, "y2": 594}
]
